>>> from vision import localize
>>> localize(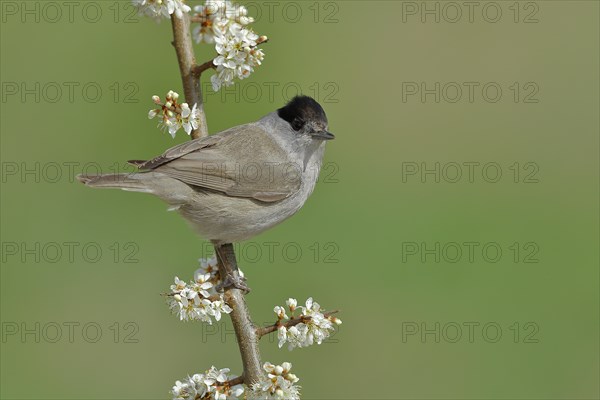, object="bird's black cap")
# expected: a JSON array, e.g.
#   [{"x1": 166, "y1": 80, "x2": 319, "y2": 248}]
[{"x1": 277, "y1": 95, "x2": 328, "y2": 132}]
